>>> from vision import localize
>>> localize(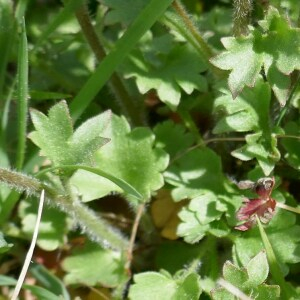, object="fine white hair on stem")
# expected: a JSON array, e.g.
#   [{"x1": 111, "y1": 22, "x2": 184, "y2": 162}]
[
  {"x1": 218, "y1": 278, "x2": 253, "y2": 300},
  {"x1": 11, "y1": 190, "x2": 45, "y2": 300}
]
